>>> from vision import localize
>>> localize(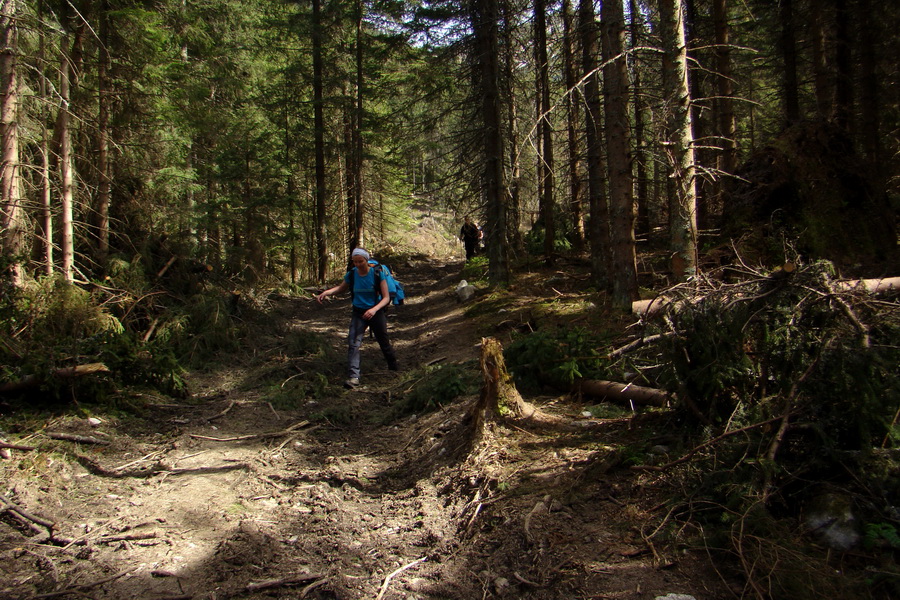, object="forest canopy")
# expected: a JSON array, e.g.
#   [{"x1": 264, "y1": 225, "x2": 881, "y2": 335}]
[{"x1": 0, "y1": 0, "x2": 896, "y2": 296}]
